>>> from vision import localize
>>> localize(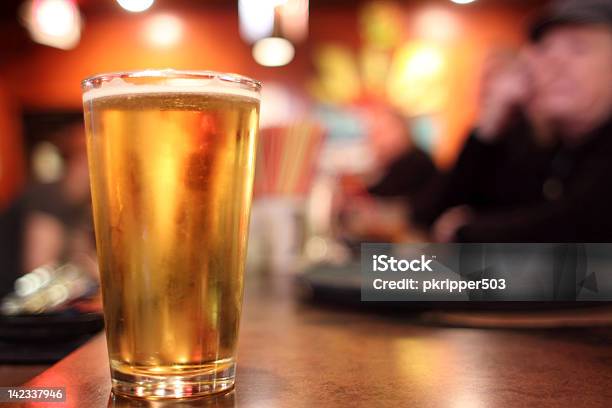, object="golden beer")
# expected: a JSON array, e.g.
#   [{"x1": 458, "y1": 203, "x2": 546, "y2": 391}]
[{"x1": 82, "y1": 71, "x2": 260, "y2": 399}]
